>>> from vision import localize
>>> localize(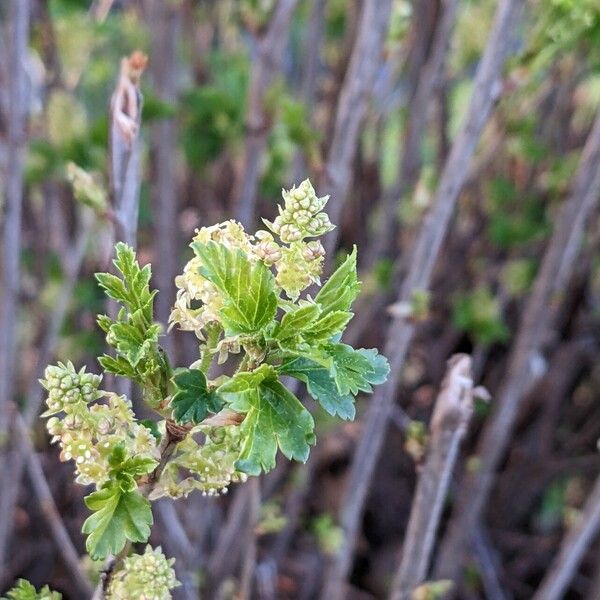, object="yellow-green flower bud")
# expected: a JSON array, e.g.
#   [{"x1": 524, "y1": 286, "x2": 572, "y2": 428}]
[
  {"x1": 302, "y1": 240, "x2": 325, "y2": 262},
  {"x1": 279, "y1": 223, "x2": 302, "y2": 243},
  {"x1": 306, "y1": 212, "x2": 334, "y2": 236},
  {"x1": 255, "y1": 240, "x2": 282, "y2": 265},
  {"x1": 41, "y1": 362, "x2": 102, "y2": 415},
  {"x1": 107, "y1": 546, "x2": 179, "y2": 600}
]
